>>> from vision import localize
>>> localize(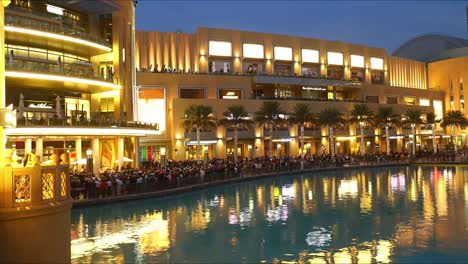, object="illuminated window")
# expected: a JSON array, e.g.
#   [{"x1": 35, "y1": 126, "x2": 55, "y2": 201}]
[
  {"x1": 274, "y1": 46, "x2": 292, "y2": 61},
  {"x1": 138, "y1": 88, "x2": 166, "y2": 132},
  {"x1": 208, "y1": 41, "x2": 232, "y2": 57},
  {"x1": 243, "y1": 43, "x2": 264, "y2": 59},
  {"x1": 100, "y1": 98, "x2": 114, "y2": 112},
  {"x1": 419, "y1": 98, "x2": 430, "y2": 106},
  {"x1": 218, "y1": 89, "x2": 241, "y2": 99},
  {"x1": 350, "y1": 55, "x2": 364, "y2": 68},
  {"x1": 301, "y1": 66, "x2": 320, "y2": 77},
  {"x1": 404, "y1": 96, "x2": 415, "y2": 105},
  {"x1": 46, "y1": 4, "x2": 64, "y2": 16},
  {"x1": 433, "y1": 100, "x2": 443, "y2": 120},
  {"x1": 327, "y1": 52, "x2": 343, "y2": 65},
  {"x1": 370, "y1": 57, "x2": 384, "y2": 70},
  {"x1": 301, "y1": 49, "x2": 319, "y2": 63}
]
